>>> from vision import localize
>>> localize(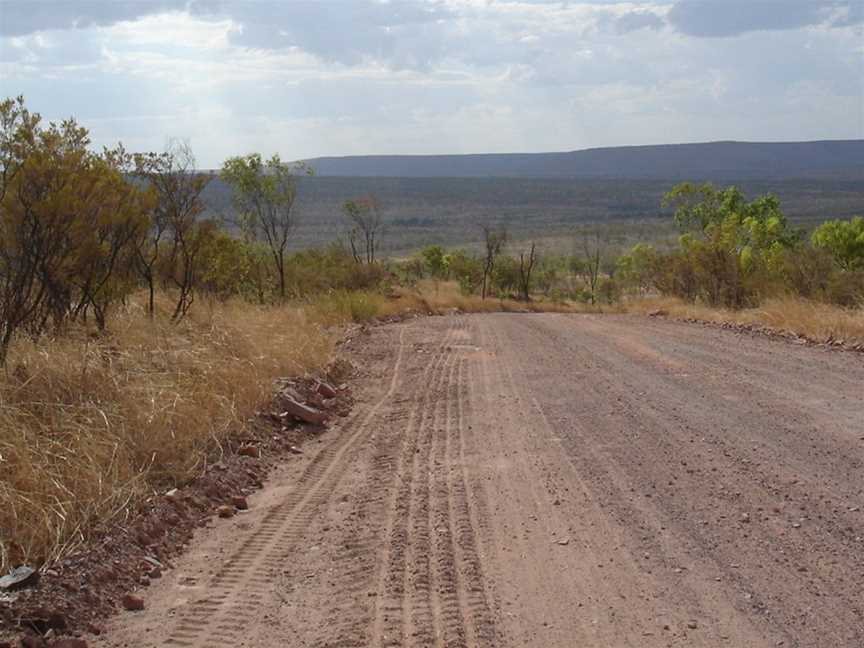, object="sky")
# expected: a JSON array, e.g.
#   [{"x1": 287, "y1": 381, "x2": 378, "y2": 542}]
[{"x1": 0, "y1": 0, "x2": 862, "y2": 167}]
